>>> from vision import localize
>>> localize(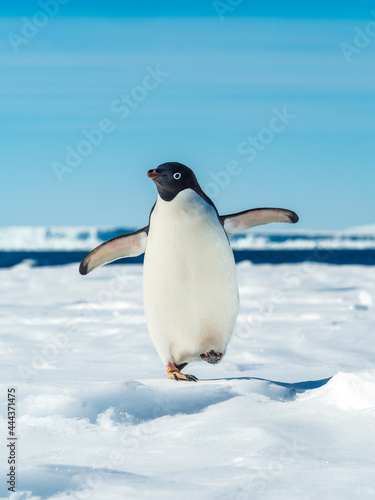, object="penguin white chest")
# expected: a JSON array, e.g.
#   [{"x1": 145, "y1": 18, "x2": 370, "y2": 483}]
[{"x1": 143, "y1": 189, "x2": 239, "y2": 366}]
